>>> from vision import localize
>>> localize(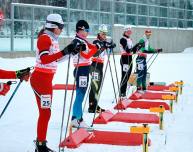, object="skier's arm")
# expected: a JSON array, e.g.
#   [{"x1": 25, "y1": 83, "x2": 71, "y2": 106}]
[
  {"x1": 0, "y1": 69, "x2": 16, "y2": 79},
  {"x1": 80, "y1": 42, "x2": 98, "y2": 59},
  {"x1": 38, "y1": 35, "x2": 79, "y2": 64}
]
